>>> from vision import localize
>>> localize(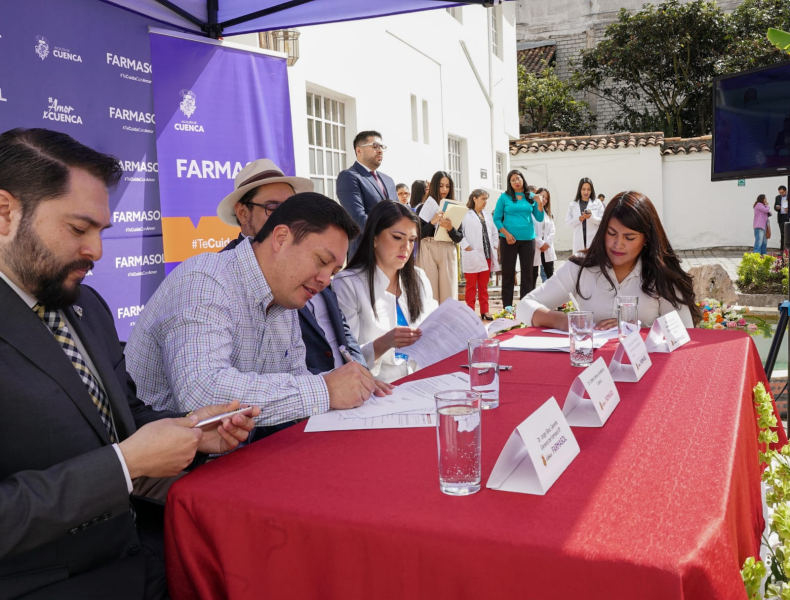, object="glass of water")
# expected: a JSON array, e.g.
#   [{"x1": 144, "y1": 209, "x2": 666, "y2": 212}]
[
  {"x1": 616, "y1": 296, "x2": 639, "y2": 339},
  {"x1": 435, "y1": 390, "x2": 482, "y2": 496},
  {"x1": 467, "y1": 338, "x2": 500, "y2": 410},
  {"x1": 568, "y1": 311, "x2": 594, "y2": 367}
]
